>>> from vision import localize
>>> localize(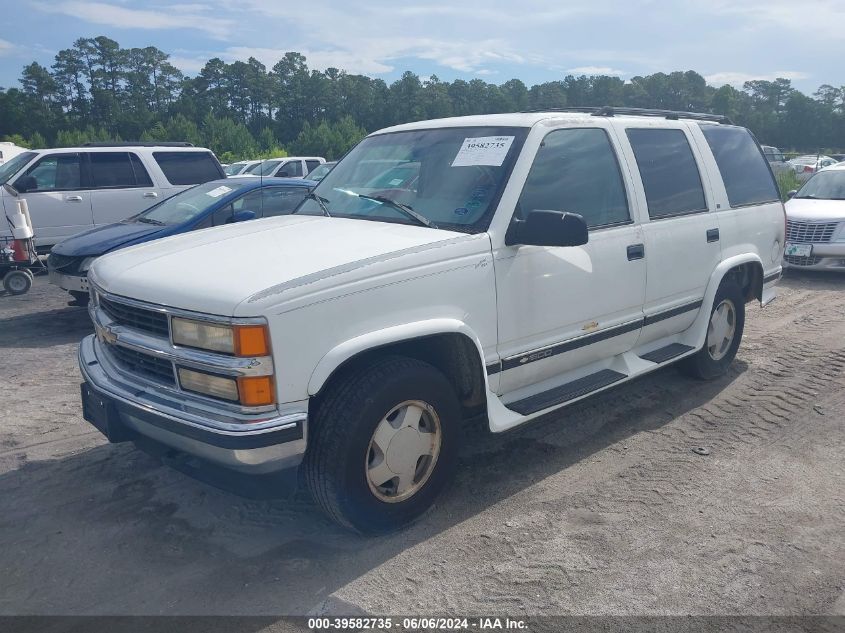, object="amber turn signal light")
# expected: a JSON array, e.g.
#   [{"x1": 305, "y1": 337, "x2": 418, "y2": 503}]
[
  {"x1": 233, "y1": 324, "x2": 270, "y2": 357},
  {"x1": 237, "y1": 375, "x2": 275, "y2": 406}
]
